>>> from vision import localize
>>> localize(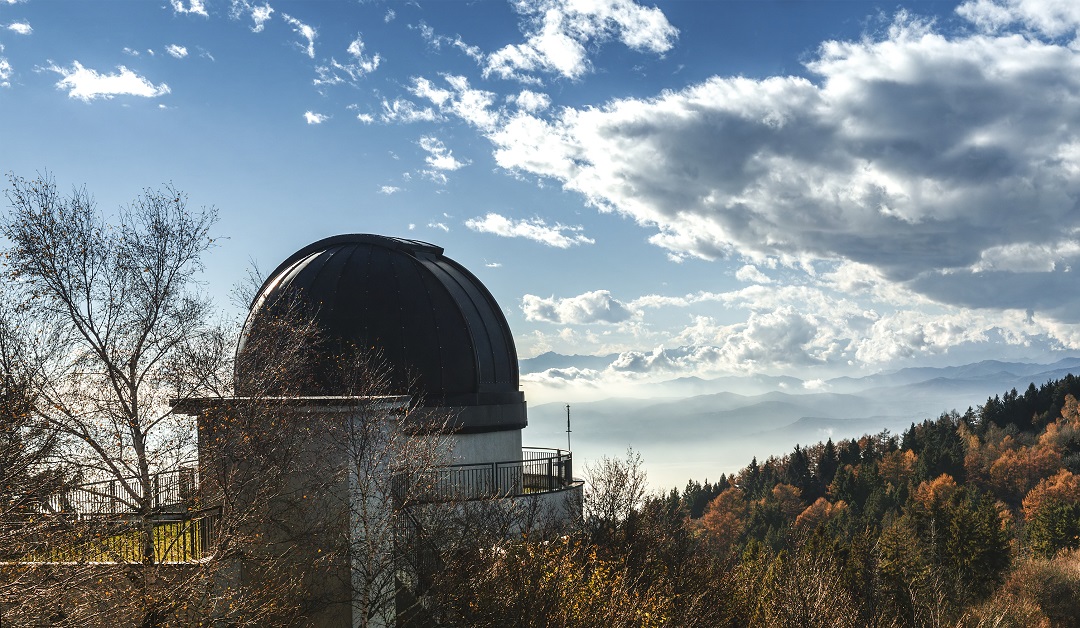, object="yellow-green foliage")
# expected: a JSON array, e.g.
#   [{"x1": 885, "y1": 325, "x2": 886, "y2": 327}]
[{"x1": 28, "y1": 518, "x2": 210, "y2": 563}]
